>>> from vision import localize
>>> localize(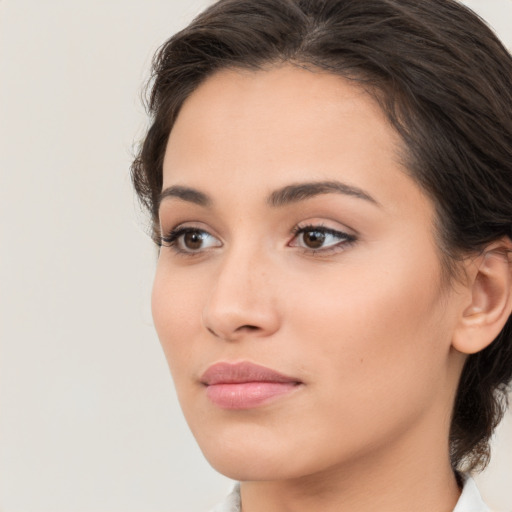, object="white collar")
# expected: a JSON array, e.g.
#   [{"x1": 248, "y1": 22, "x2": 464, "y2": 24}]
[
  {"x1": 210, "y1": 482, "x2": 240, "y2": 512},
  {"x1": 453, "y1": 475, "x2": 490, "y2": 512},
  {"x1": 210, "y1": 476, "x2": 489, "y2": 512}
]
